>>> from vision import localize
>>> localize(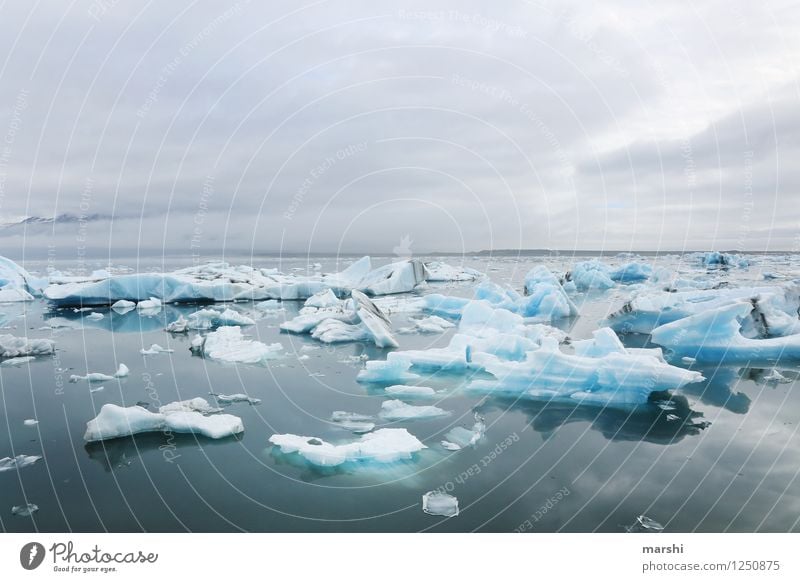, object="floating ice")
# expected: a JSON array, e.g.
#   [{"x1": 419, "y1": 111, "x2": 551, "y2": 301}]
[
  {"x1": 140, "y1": 344, "x2": 174, "y2": 355},
  {"x1": 473, "y1": 330, "x2": 704, "y2": 406},
  {"x1": 379, "y1": 399, "x2": 450, "y2": 420},
  {"x1": 521, "y1": 266, "x2": 579, "y2": 321},
  {"x1": 0, "y1": 454, "x2": 41, "y2": 472},
  {"x1": 23, "y1": 419, "x2": 38, "y2": 426},
  {"x1": 624, "y1": 514, "x2": 665, "y2": 533},
  {"x1": 700, "y1": 251, "x2": 749, "y2": 268},
  {"x1": 69, "y1": 362, "x2": 129, "y2": 383},
  {"x1": 136, "y1": 297, "x2": 162, "y2": 310},
  {"x1": 111, "y1": 299, "x2": 136, "y2": 313},
  {"x1": 304, "y1": 289, "x2": 342, "y2": 309},
  {"x1": 159, "y1": 397, "x2": 222, "y2": 415},
  {"x1": 399, "y1": 315, "x2": 455, "y2": 334},
  {"x1": 442, "y1": 413, "x2": 486, "y2": 449},
  {"x1": 211, "y1": 393, "x2": 262, "y2": 405},
  {"x1": 12, "y1": 503, "x2": 39, "y2": 517},
  {"x1": 352, "y1": 290, "x2": 398, "y2": 348},
  {"x1": 330, "y1": 411, "x2": 375, "y2": 433},
  {"x1": 192, "y1": 326, "x2": 283, "y2": 364},
  {"x1": 0, "y1": 256, "x2": 45, "y2": 301},
  {"x1": 0, "y1": 335, "x2": 55, "y2": 358},
  {"x1": 356, "y1": 358, "x2": 420, "y2": 383},
  {"x1": 564, "y1": 260, "x2": 615, "y2": 291},
  {"x1": 605, "y1": 283, "x2": 800, "y2": 336},
  {"x1": 422, "y1": 491, "x2": 459, "y2": 517},
  {"x1": 83, "y1": 401, "x2": 243, "y2": 441},
  {"x1": 651, "y1": 301, "x2": 800, "y2": 363},
  {"x1": 186, "y1": 308, "x2": 255, "y2": 330},
  {"x1": 1, "y1": 356, "x2": 35, "y2": 366},
  {"x1": 86, "y1": 312, "x2": 104, "y2": 321},
  {"x1": 268, "y1": 428, "x2": 426, "y2": 467},
  {"x1": 424, "y1": 261, "x2": 483, "y2": 282},
  {"x1": 44, "y1": 256, "x2": 427, "y2": 306},
  {"x1": 165, "y1": 316, "x2": 189, "y2": 333},
  {"x1": 384, "y1": 385, "x2": 437, "y2": 397}
]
